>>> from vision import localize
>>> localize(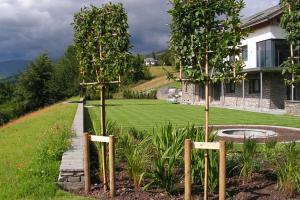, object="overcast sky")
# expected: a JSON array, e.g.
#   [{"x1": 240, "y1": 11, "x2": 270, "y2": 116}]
[{"x1": 0, "y1": 0, "x2": 279, "y2": 62}]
